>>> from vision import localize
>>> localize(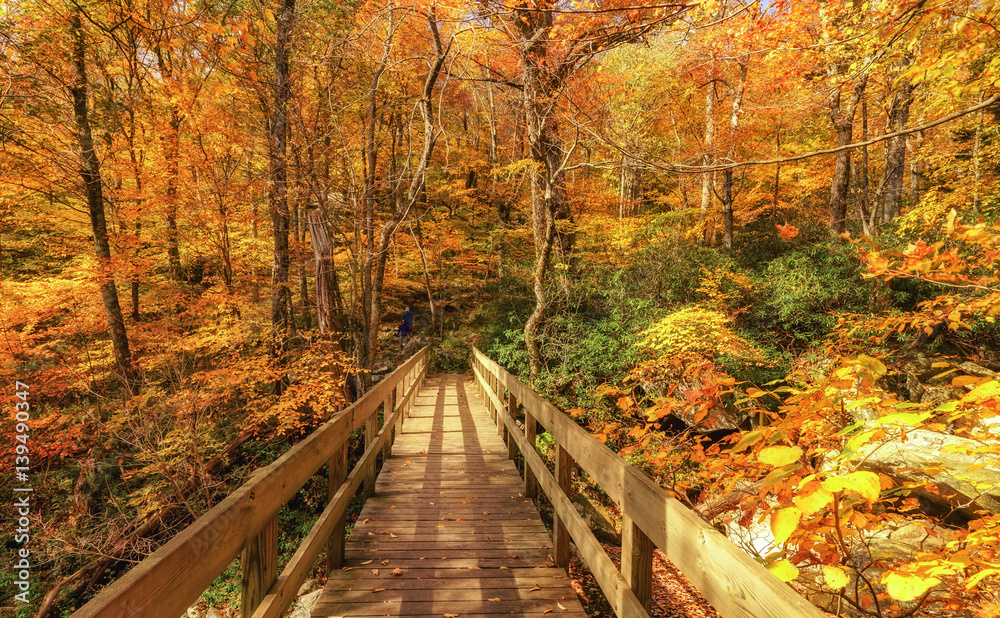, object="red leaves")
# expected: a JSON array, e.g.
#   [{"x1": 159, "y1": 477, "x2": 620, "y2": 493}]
[{"x1": 775, "y1": 222, "x2": 799, "y2": 239}]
